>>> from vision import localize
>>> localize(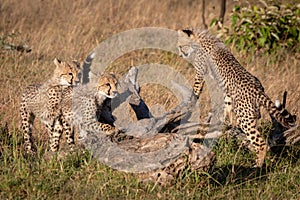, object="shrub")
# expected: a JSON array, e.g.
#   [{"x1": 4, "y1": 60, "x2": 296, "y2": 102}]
[{"x1": 213, "y1": 0, "x2": 300, "y2": 53}]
